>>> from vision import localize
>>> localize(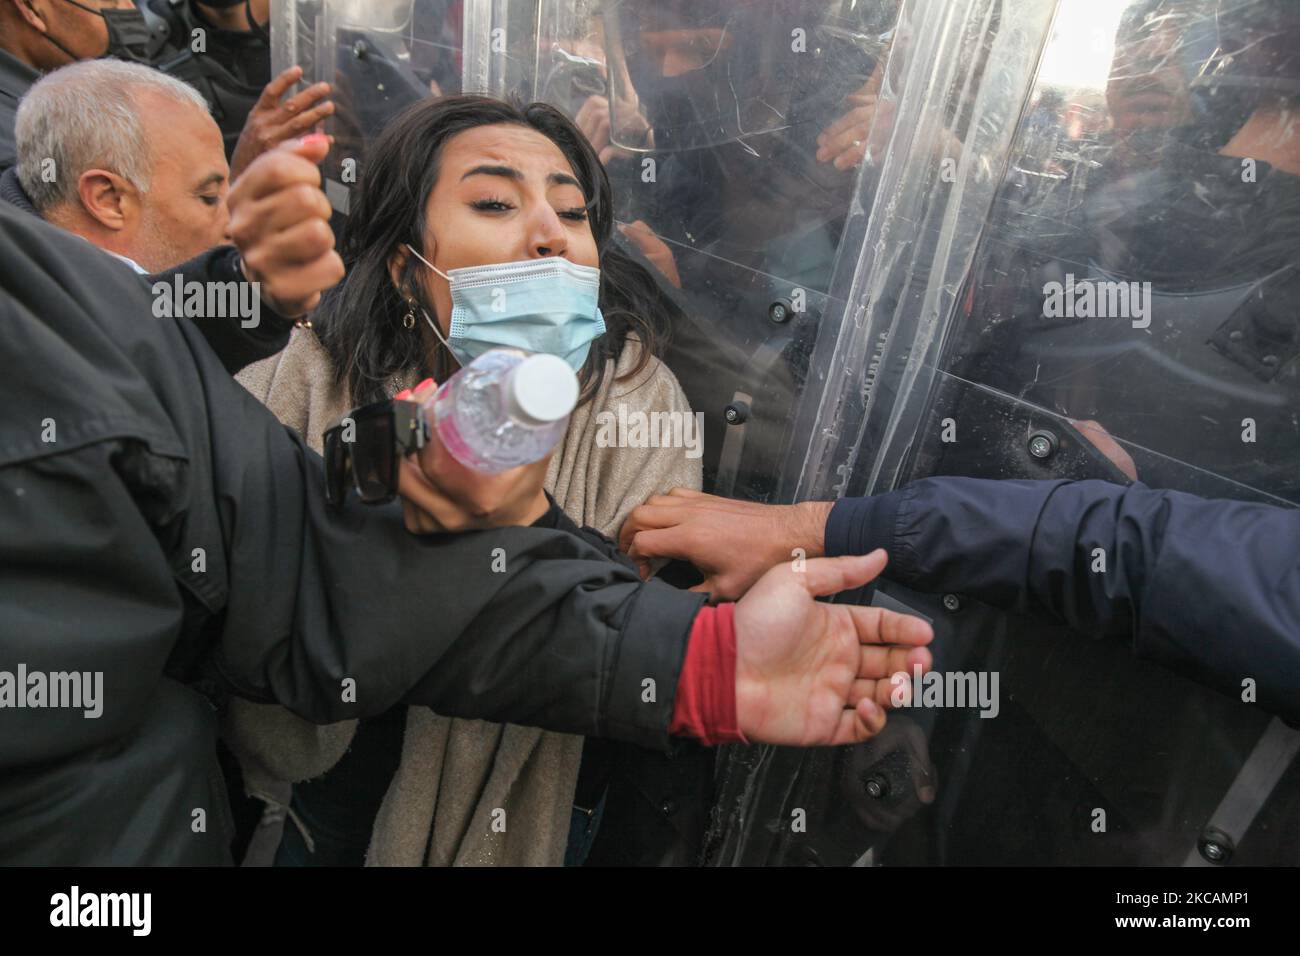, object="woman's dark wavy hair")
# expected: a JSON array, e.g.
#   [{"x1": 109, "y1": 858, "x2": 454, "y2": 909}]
[{"x1": 315, "y1": 94, "x2": 672, "y2": 407}]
